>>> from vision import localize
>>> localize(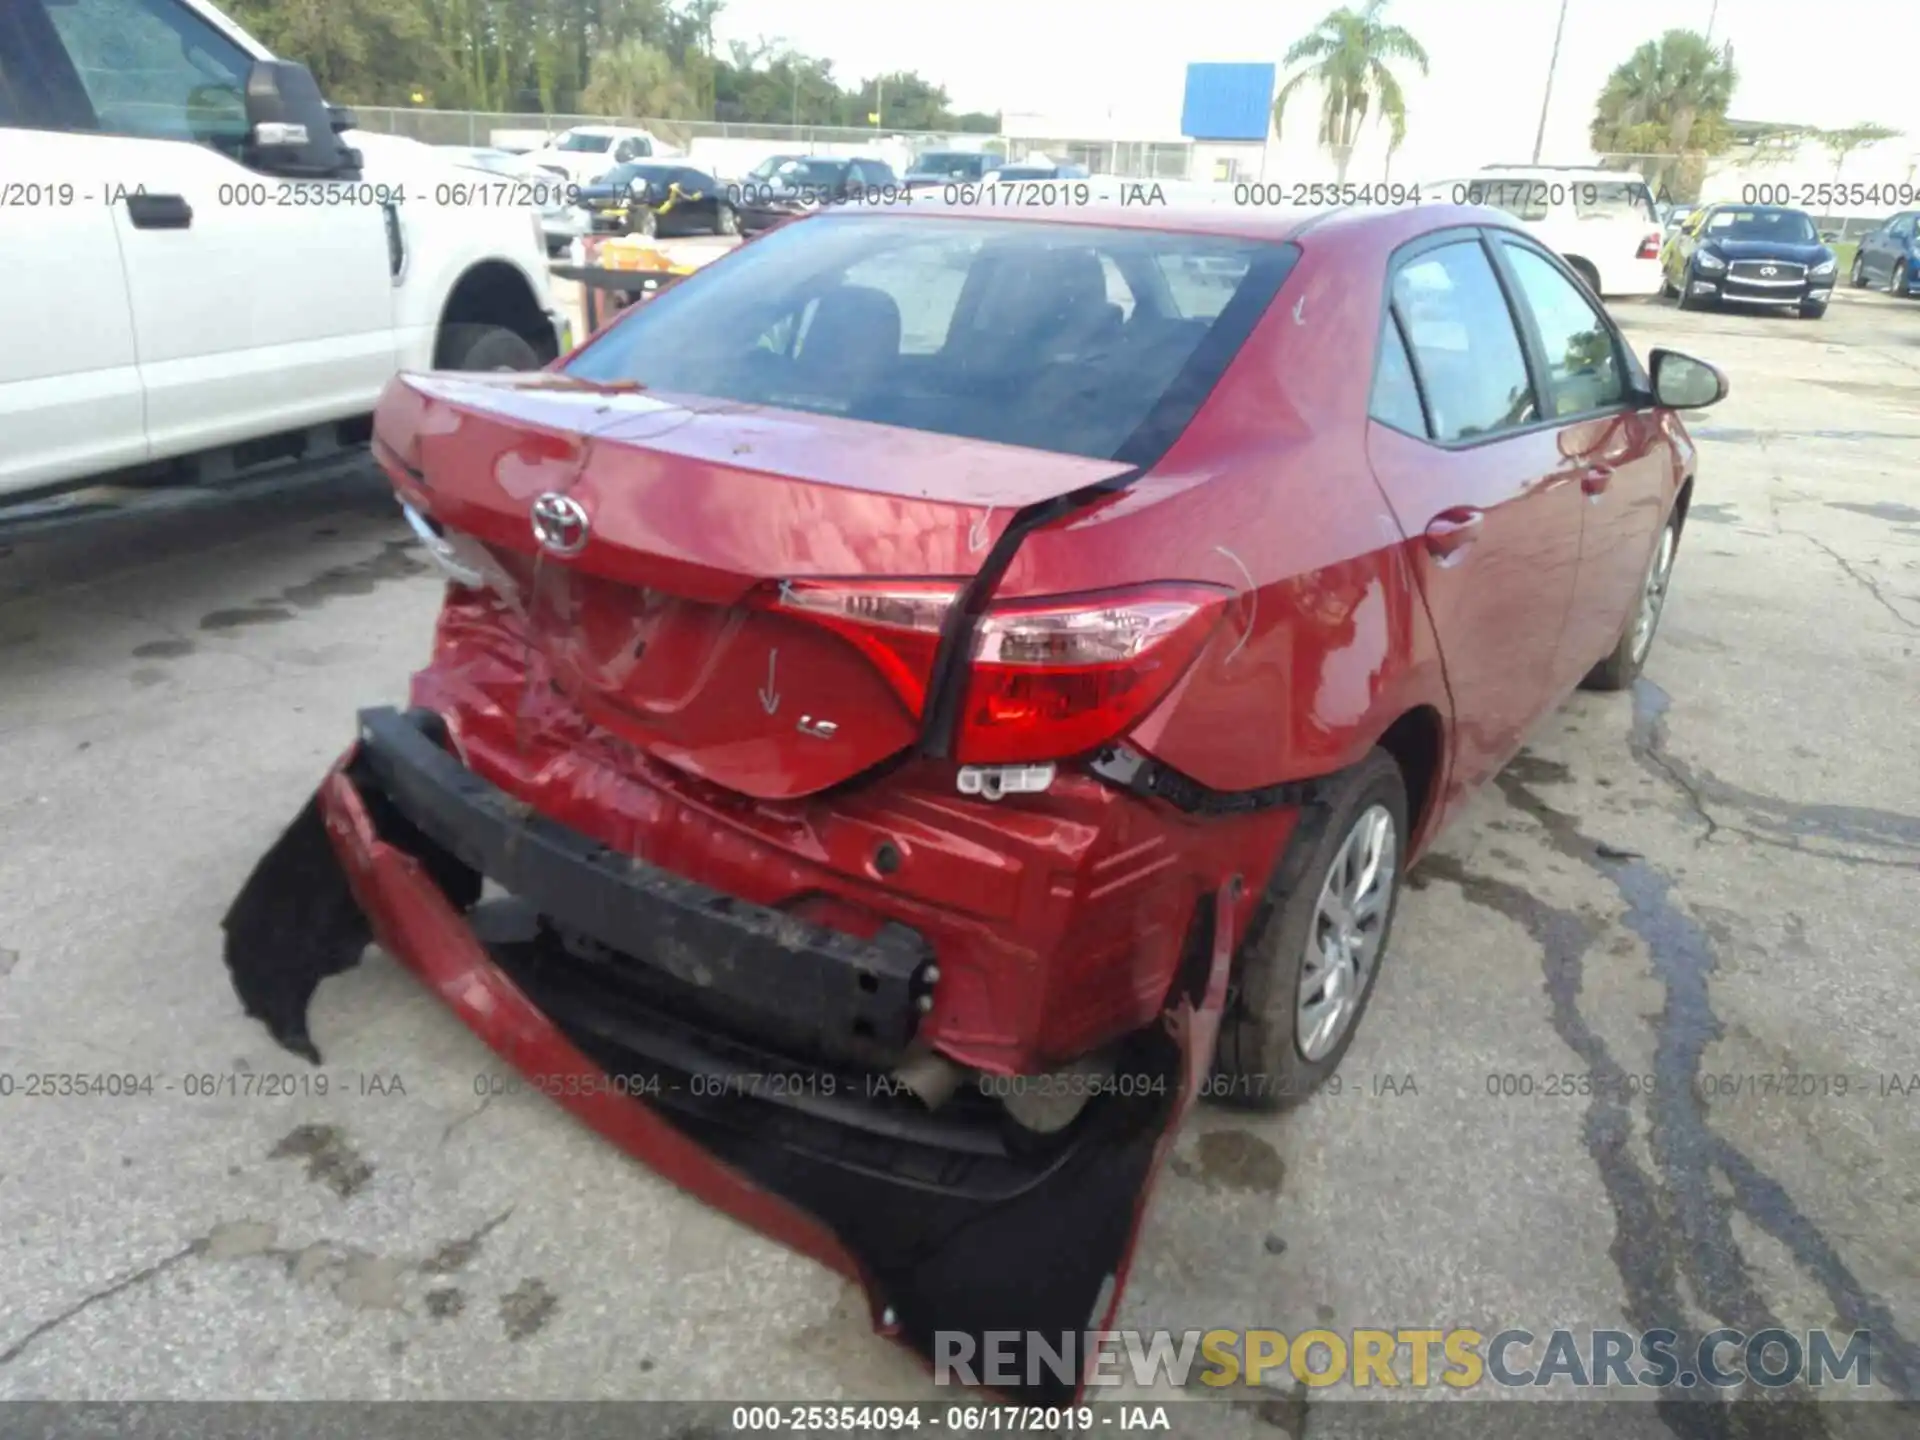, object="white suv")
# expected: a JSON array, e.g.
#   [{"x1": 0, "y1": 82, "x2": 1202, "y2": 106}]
[
  {"x1": 1422, "y1": 166, "x2": 1665, "y2": 299},
  {"x1": 0, "y1": 0, "x2": 569, "y2": 499}
]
